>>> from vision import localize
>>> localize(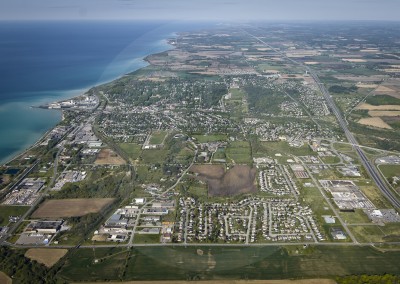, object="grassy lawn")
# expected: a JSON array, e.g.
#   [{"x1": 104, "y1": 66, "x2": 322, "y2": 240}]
[
  {"x1": 0, "y1": 206, "x2": 30, "y2": 226},
  {"x1": 119, "y1": 143, "x2": 142, "y2": 161},
  {"x1": 149, "y1": 131, "x2": 169, "y2": 145}
]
